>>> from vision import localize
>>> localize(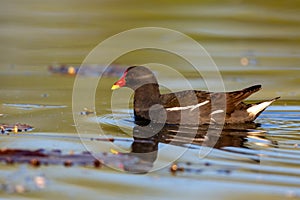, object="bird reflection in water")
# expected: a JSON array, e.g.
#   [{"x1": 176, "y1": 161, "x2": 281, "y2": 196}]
[{"x1": 126, "y1": 121, "x2": 274, "y2": 173}]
